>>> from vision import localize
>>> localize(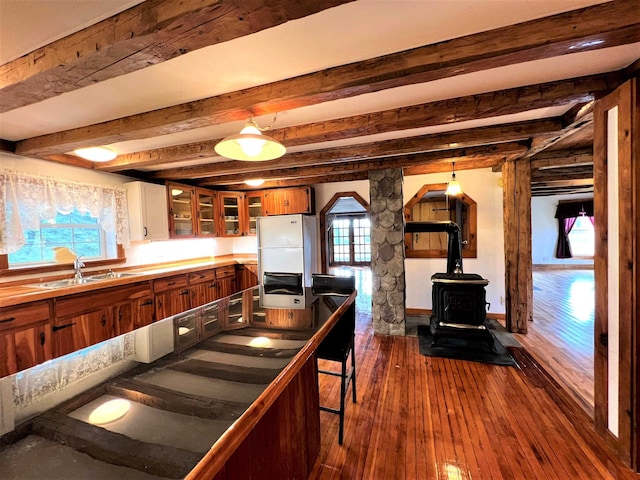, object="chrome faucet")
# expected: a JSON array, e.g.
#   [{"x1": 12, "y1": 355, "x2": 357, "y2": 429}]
[{"x1": 73, "y1": 255, "x2": 85, "y2": 280}]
